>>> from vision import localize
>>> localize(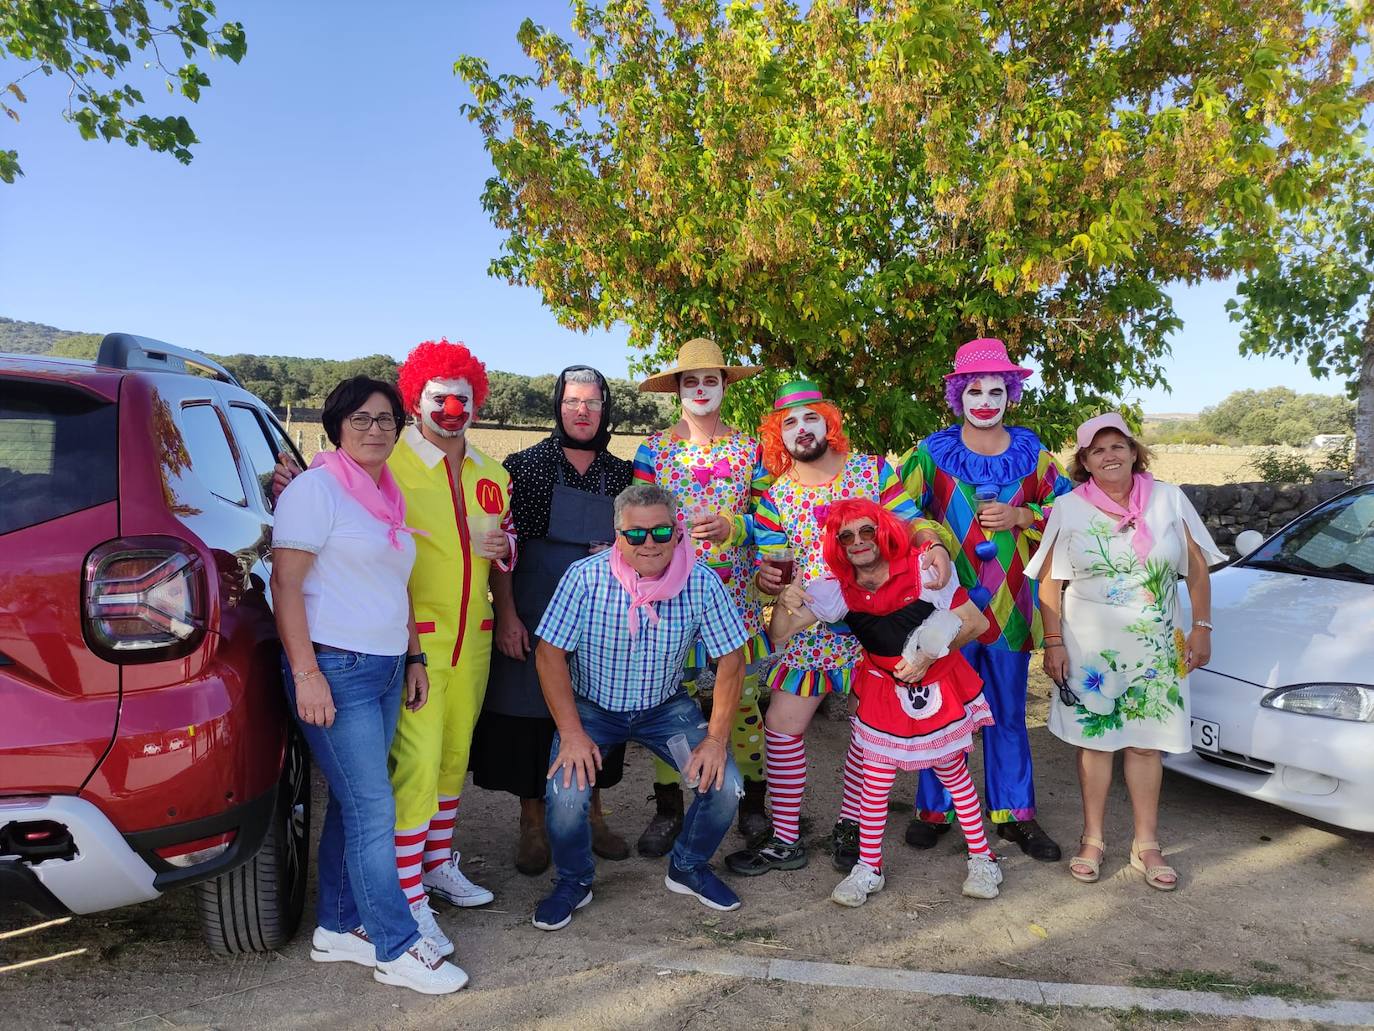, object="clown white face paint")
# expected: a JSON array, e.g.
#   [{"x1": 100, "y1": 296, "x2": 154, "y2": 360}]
[
  {"x1": 679, "y1": 368, "x2": 724, "y2": 417},
  {"x1": 961, "y1": 375, "x2": 1008, "y2": 429},
  {"x1": 420, "y1": 377, "x2": 473, "y2": 438},
  {"x1": 781, "y1": 405, "x2": 829, "y2": 461}
]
